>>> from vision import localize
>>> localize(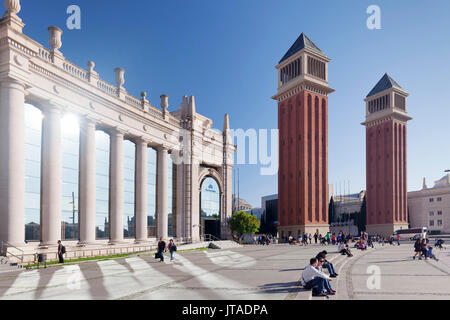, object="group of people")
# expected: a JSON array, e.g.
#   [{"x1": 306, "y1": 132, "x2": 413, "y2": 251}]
[
  {"x1": 413, "y1": 238, "x2": 439, "y2": 261},
  {"x1": 155, "y1": 237, "x2": 178, "y2": 262},
  {"x1": 257, "y1": 235, "x2": 272, "y2": 246},
  {"x1": 301, "y1": 250, "x2": 338, "y2": 297}
]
